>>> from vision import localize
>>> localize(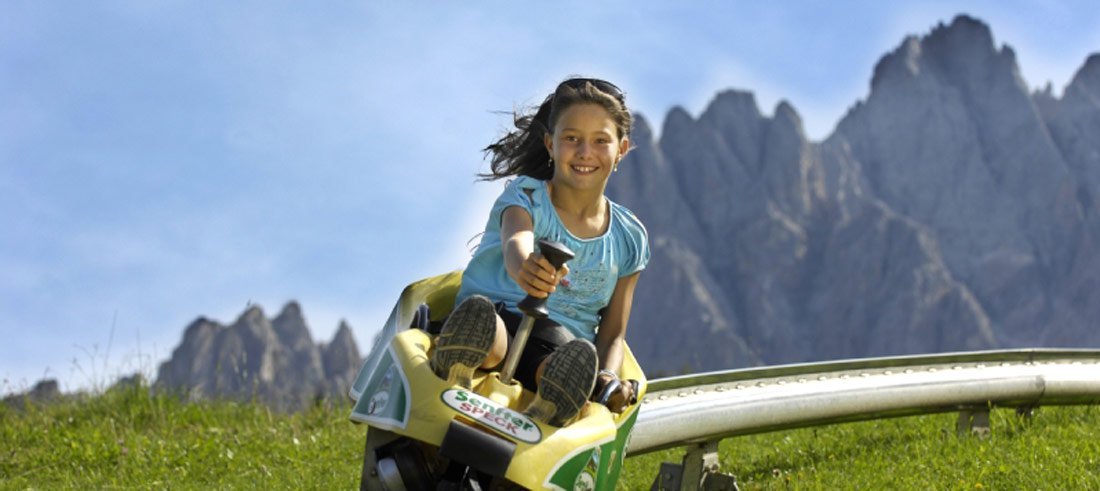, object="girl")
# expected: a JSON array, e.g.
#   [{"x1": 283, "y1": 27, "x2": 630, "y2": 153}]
[{"x1": 430, "y1": 77, "x2": 649, "y2": 427}]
